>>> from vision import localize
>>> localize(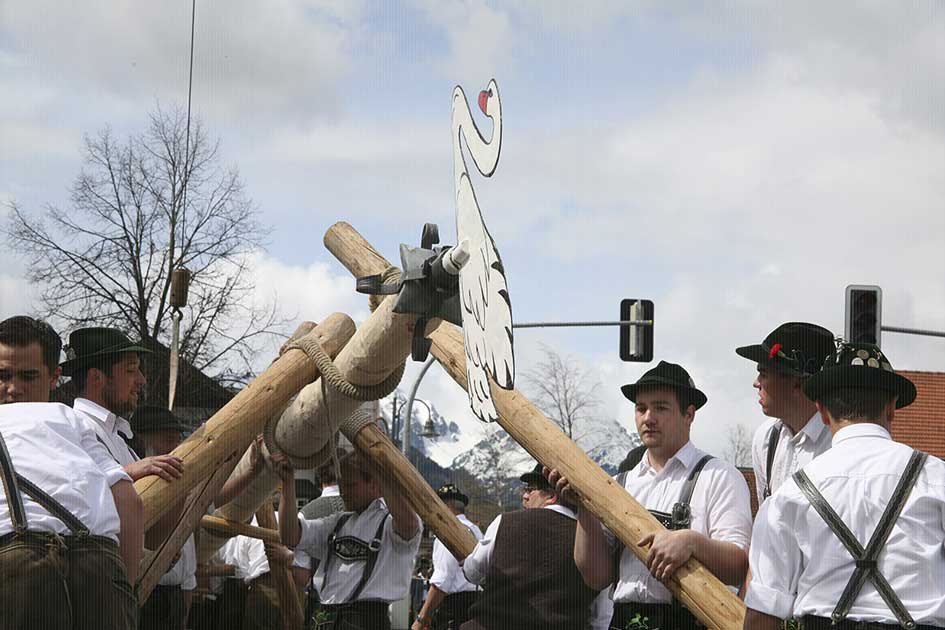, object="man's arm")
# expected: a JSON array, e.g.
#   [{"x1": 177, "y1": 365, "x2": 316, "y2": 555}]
[
  {"x1": 272, "y1": 452, "x2": 301, "y2": 547},
  {"x1": 637, "y1": 529, "x2": 747, "y2": 585},
  {"x1": 216, "y1": 436, "x2": 265, "y2": 508},
  {"x1": 743, "y1": 608, "x2": 781, "y2": 630},
  {"x1": 110, "y1": 479, "x2": 144, "y2": 584},
  {"x1": 546, "y1": 468, "x2": 615, "y2": 591},
  {"x1": 412, "y1": 584, "x2": 446, "y2": 630},
  {"x1": 374, "y1": 461, "x2": 419, "y2": 540}
]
